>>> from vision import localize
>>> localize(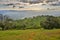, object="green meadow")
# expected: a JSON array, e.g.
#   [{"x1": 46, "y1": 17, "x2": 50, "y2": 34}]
[{"x1": 0, "y1": 29, "x2": 60, "y2": 40}]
